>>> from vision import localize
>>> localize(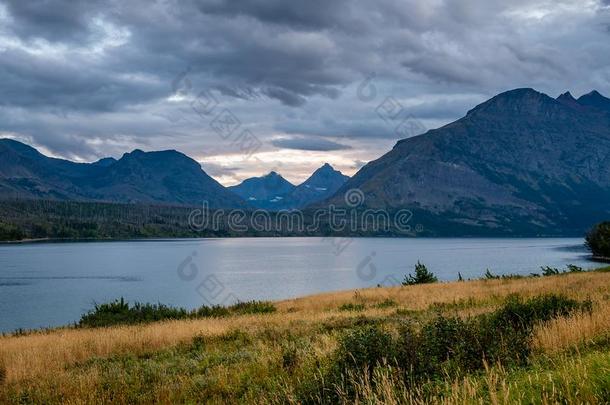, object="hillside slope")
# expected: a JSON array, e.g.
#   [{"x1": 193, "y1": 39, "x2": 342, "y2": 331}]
[
  {"x1": 0, "y1": 139, "x2": 245, "y2": 207},
  {"x1": 329, "y1": 88, "x2": 610, "y2": 235}
]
